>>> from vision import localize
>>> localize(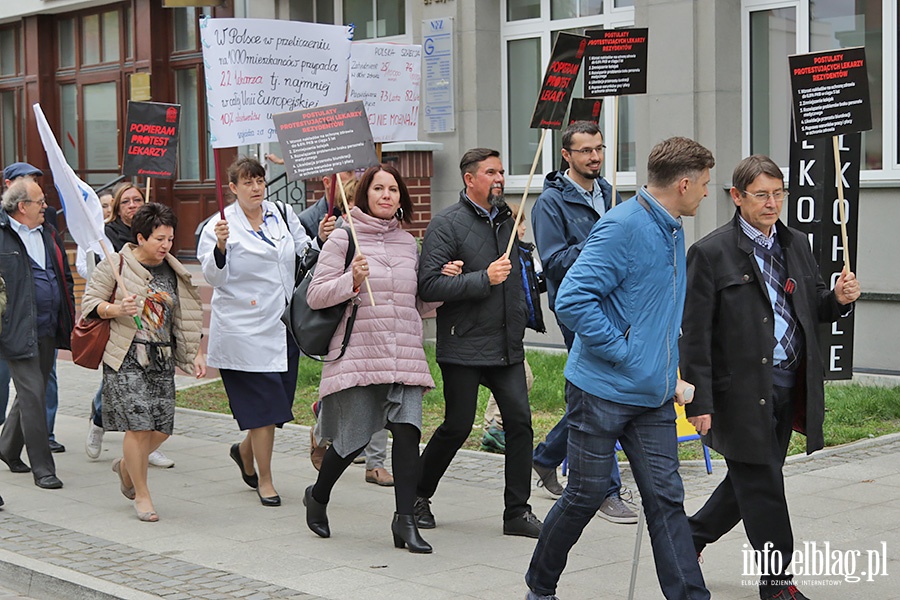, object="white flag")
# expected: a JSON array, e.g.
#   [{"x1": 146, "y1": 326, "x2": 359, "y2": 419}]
[{"x1": 32, "y1": 103, "x2": 111, "y2": 256}]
